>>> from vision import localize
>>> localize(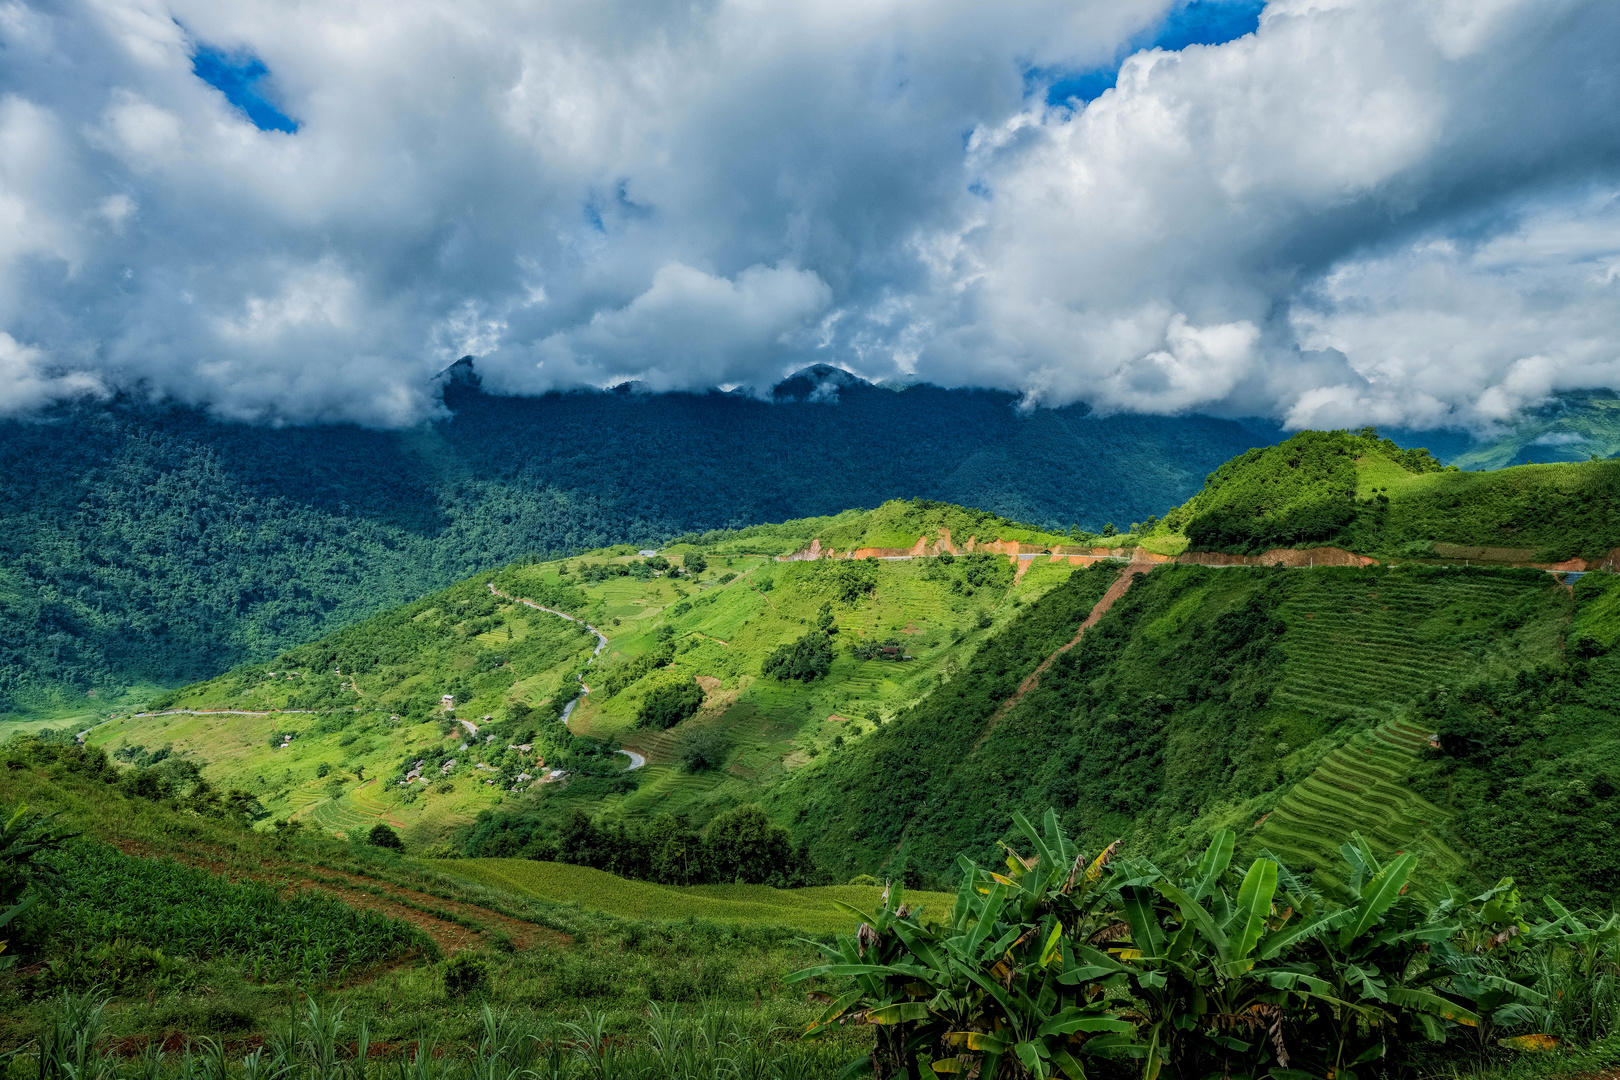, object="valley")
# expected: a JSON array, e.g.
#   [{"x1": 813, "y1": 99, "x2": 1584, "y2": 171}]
[{"x1": 7, "y1": 427, "x2": 1620, "y2": 1079}]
